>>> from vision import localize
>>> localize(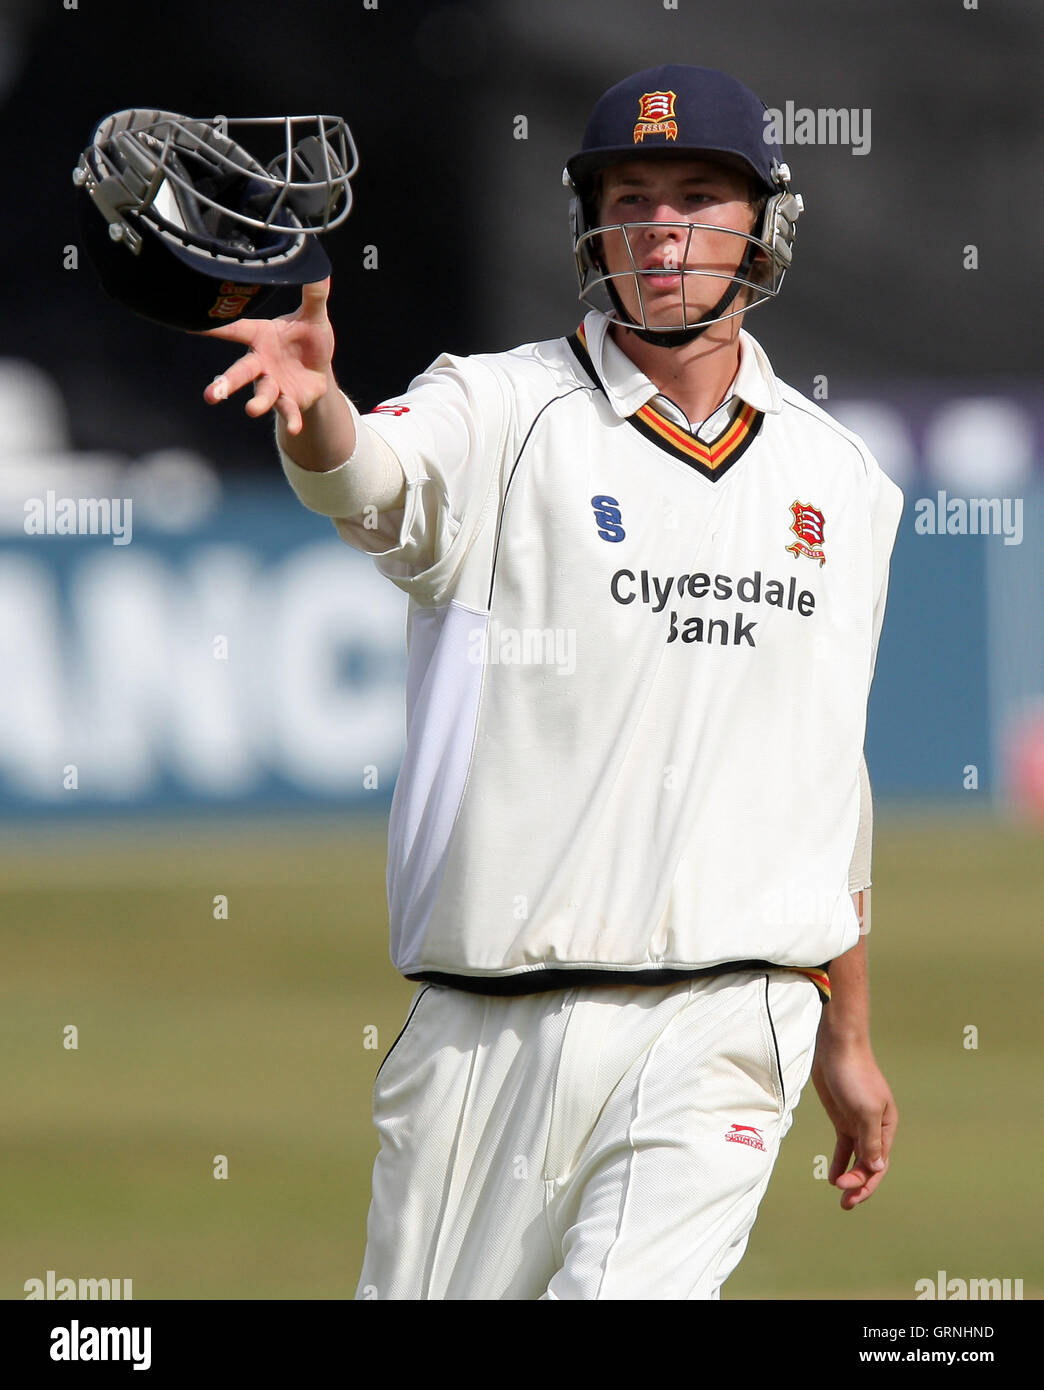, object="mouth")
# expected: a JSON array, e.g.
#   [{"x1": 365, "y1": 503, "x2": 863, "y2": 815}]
[{"x1": 639, "y1": 264, "x2": 684, "y2": 290}]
